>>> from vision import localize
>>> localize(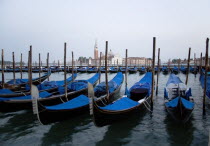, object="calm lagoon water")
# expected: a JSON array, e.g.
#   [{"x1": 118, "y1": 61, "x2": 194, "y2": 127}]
[{"x1": 0, "y1": 72, "x2": 209, "y2": 146}]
